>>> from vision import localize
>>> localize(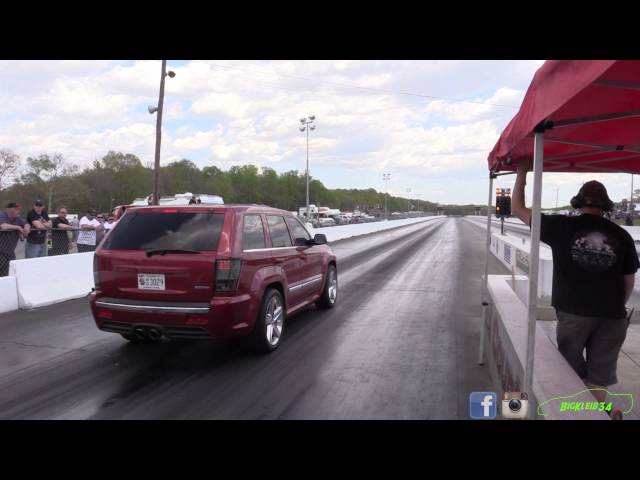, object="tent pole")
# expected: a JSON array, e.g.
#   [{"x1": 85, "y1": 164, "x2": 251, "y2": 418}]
[
  {"x1": 523, "y1": 129, "x2": 544, "y2": 416},
  {"x1": 478, "y1": 173, "x2": 494, "y2": 365}
]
